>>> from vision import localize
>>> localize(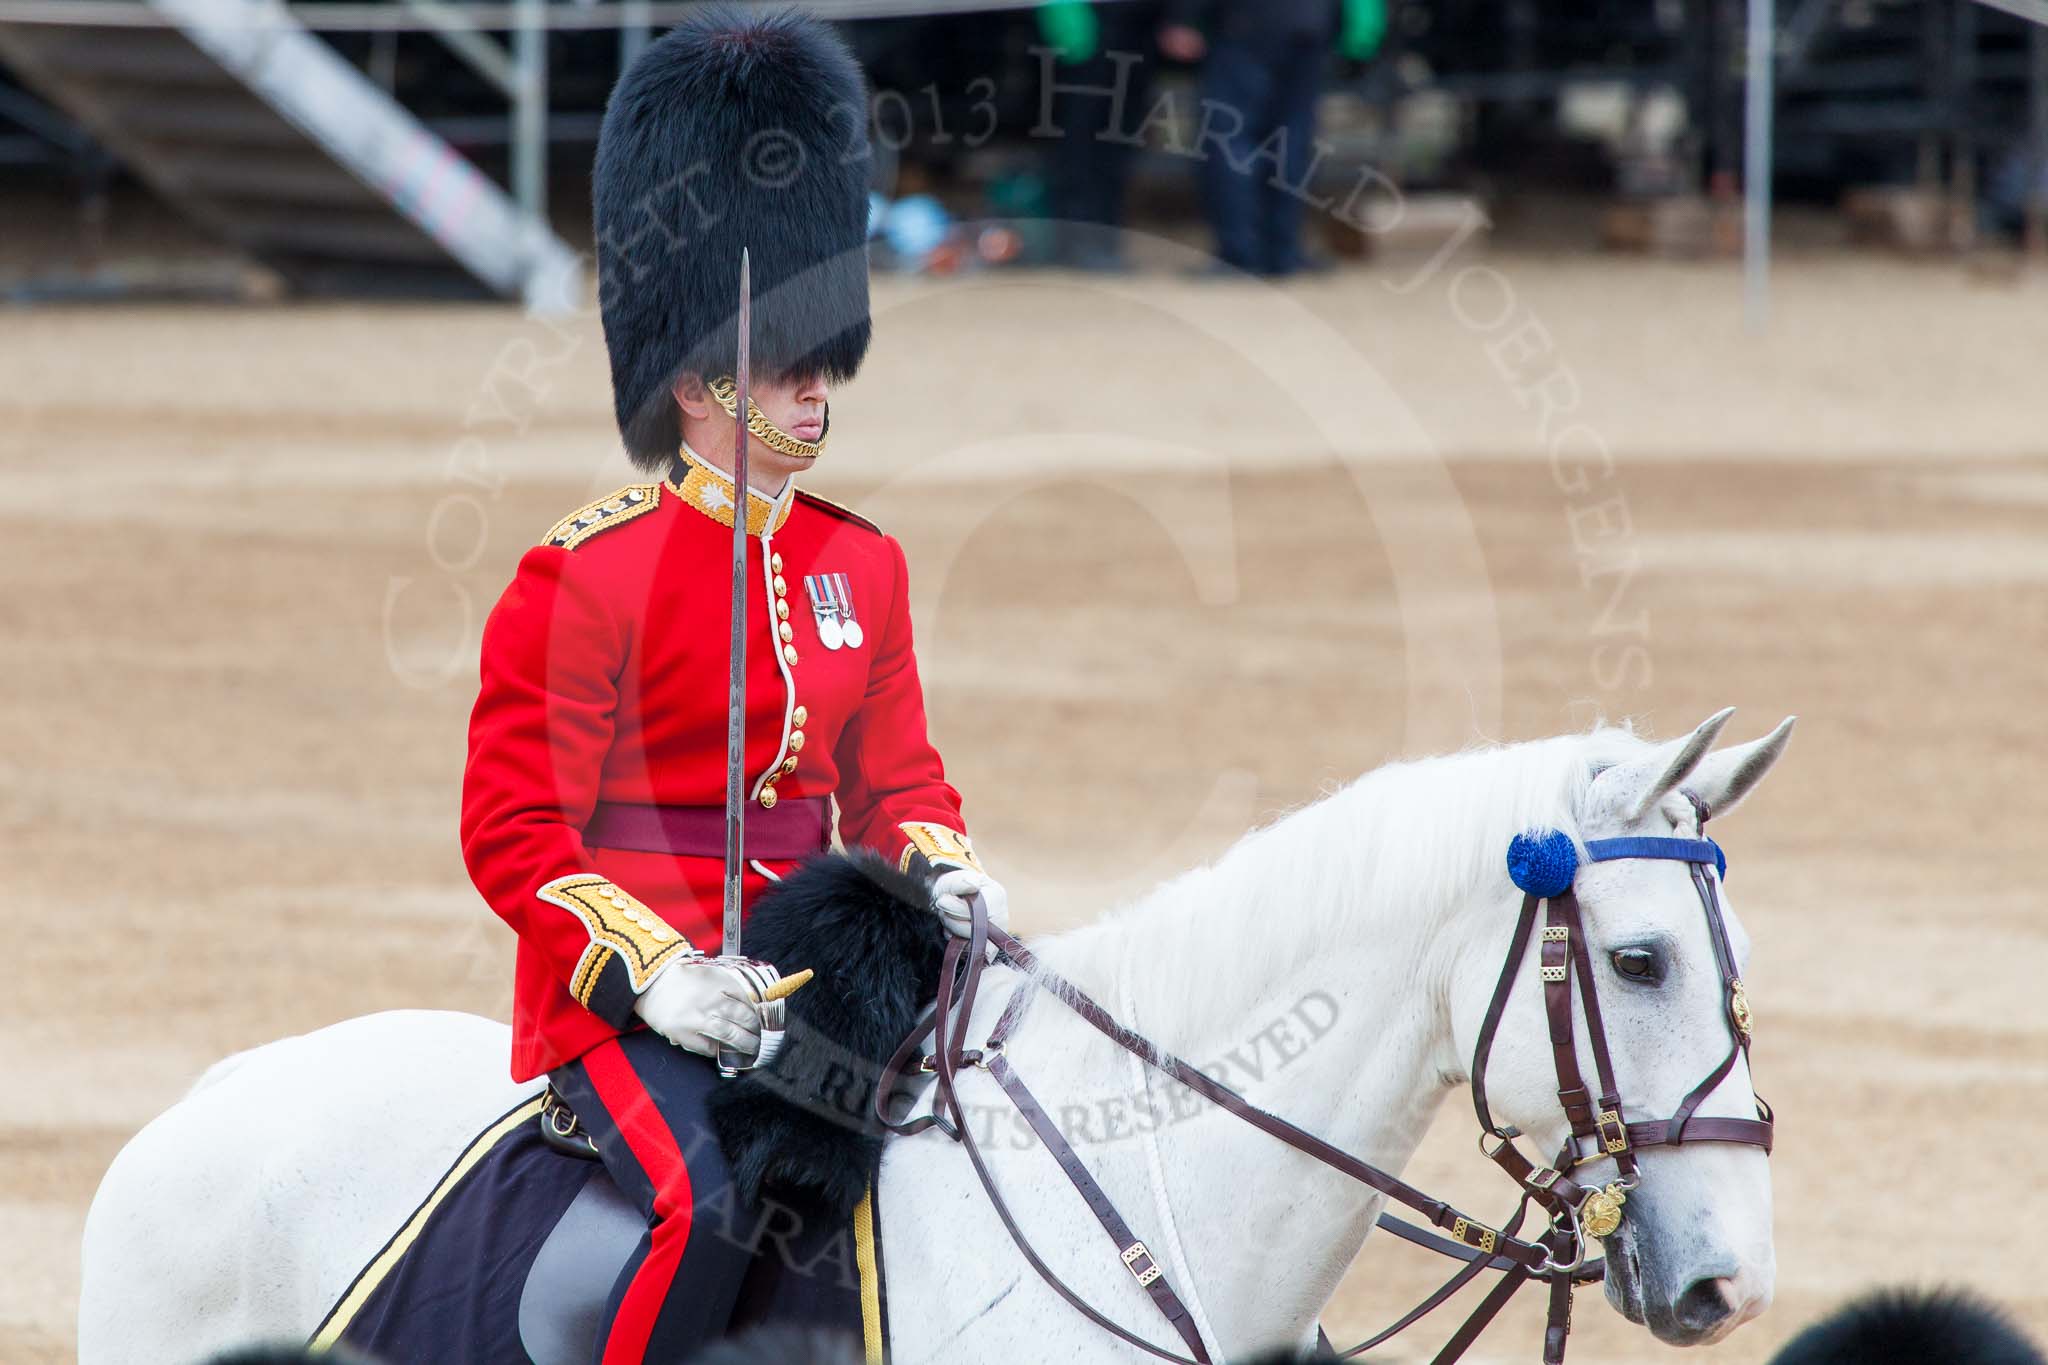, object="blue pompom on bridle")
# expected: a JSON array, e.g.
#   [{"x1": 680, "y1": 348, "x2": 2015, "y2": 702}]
[
  {"x1": 1506, "y1": 828, "x2": 1728, "y2": 898},
  {"x1": 1506, "y1": 829, "x2": 1579, "y2": 897}
]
